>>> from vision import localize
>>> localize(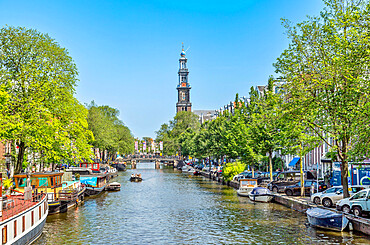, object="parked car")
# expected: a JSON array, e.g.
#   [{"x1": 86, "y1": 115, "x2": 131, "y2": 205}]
[
  {"x1": 233, "y1": 171, "x2": 261, "y2": 181},
  {"x1": 312, "y1": 185, "x2": 369, "y2": 207},
  {"x1": 310, "y1": 186, "x2": 343, "y2": 207},
  {"x1": 267, "y1": 170, "x2": 316, "y2": 193},
  {"x1": 349, "y1": 188, "x2": 370, "y2": 216},
  {"x1": 336, "y1": 187, "x2": 370, "y2": 215},
  {"x1": 284, "y1": 180, "x2": 328, "y2": 196}
]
